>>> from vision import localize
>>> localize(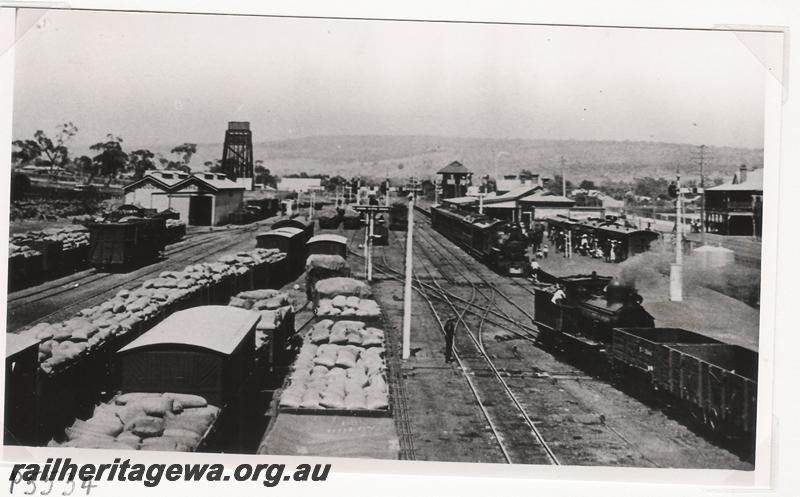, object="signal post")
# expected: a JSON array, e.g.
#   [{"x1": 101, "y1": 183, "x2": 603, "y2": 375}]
[{"x1": 352, "y1": 204, "x2": 390, "y2": 283}]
